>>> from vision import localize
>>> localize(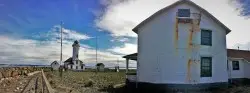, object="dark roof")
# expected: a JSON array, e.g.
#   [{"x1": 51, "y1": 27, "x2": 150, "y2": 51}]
[
  {"x1": 51, "y1": 61, "x2": 59, "y2": 65},
  {"x1": 64, "y1": 57, "x2": 84, "y2": 65},
  {"x1": 72, "y1": 40, "x2": 80, "y2": 46},
  {"x1": 132, "y1": 0, "x2": 231, "y2": 34},
  {"x1": 123, "y1": 53, "x2": 138, "y2": 61},
  {"x1": 64, "y1": 57, "x2": 74, "y2": 64},
  {"x1": 96, "y1": 63, "x2": 104, "y2": 66},
  {"x1": 227, "y1": 49, "x2": 250, "y2": 62}
]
